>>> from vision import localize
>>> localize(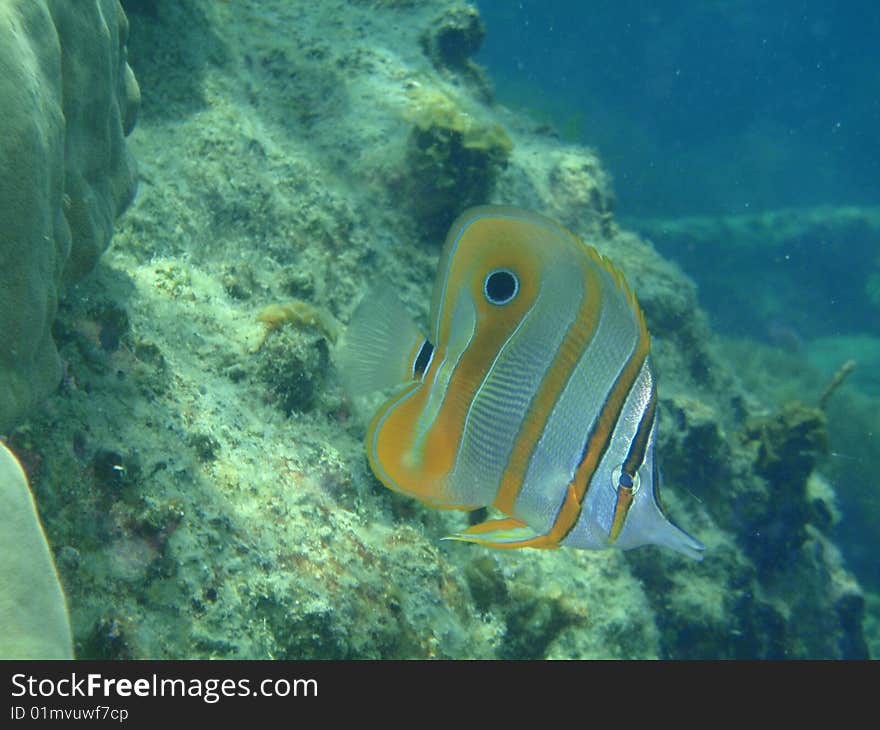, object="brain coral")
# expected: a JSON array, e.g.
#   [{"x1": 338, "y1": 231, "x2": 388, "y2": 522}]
[{"x1": 0, "y1": 0, "x2": 139, "y2": 433}]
